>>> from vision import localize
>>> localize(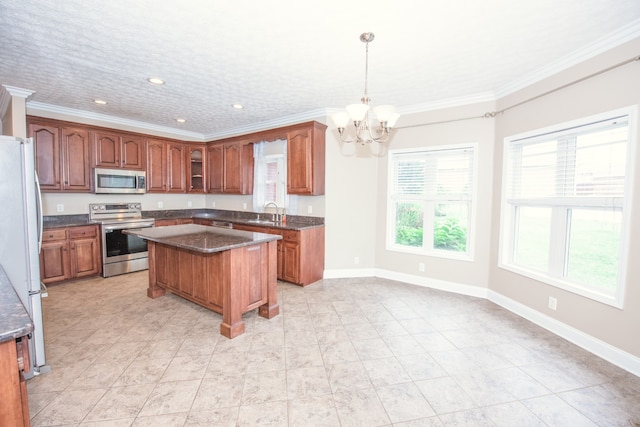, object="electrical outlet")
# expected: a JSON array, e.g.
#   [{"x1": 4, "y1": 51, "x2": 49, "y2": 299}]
[
  {"x1": 243, "y1": 203, "x2": 247, "y2": 210},
  {"x1": 307, "y1": 205, "x2": 313, "y2": 214},
  {"x1": 354, "y1": 256, "x2": 360, "y2": 265},
  {"x1": 157, "y1": 201, "x2": 164, "y2": 208},
  {"x1": 211, "y1": 201, "x2": 216, "y2": 208},
  {"x1": 548, "y1": 296, "x2": 558, "y2": 311},
  {"x1": 187, "y1": 200, "x2": 192, "y2": 208},
  {"x1": 56, "y1": 204, "x2": 64, "y2": 212},
  {"x1": 419, "y1": 262, "x2": 425, "y2": 272}
]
